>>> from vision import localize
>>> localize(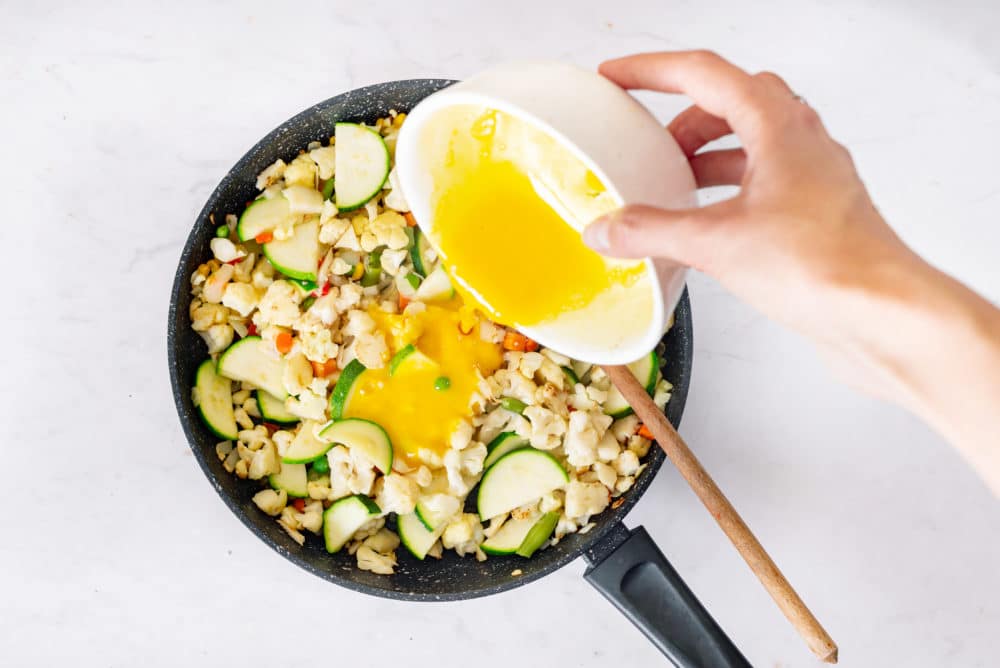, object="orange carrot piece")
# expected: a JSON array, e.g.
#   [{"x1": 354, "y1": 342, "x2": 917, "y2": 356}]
[
  {"x1": 524, "y1": 337, "x2": 539, "y2": 352},
  {"x1": 292, "y1": 498, "x2": 306, "y2": 512},
  {"x1": 637, "y1": 424, "x2": 655, "y2": 440},
  {"x1": 254, "y1": 231, "x2": 273, "y2": 244},
  {"x1": 403, "y1": 212, "x2": 417, "y2": 227},
  {"x1": 275, "y1": 331, "x2": 293, "y2": 354},
  {"x1": 502, "y1": 331, "x2": 529, "y2": 351},
  {"x1": 399, "y1": 295, "x2": 410, "y2": 311},
  {"x1": 311, "y1": 359, "x2": 338, "y2": 378}
]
